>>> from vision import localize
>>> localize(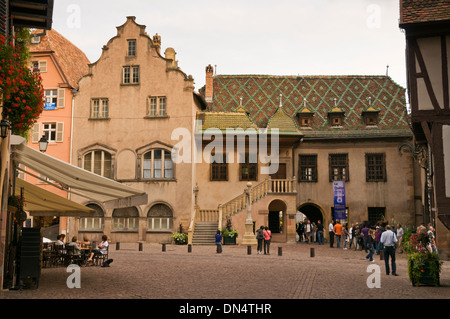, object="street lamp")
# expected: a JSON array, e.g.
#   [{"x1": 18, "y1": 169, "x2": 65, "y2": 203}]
[
  {"x1": 38, "y1": 135, "x2": 48, "y2": 152},
  {"x1": 0, "y1": 119, "x2": 10, "y2": 139}
]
